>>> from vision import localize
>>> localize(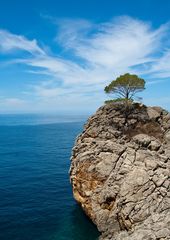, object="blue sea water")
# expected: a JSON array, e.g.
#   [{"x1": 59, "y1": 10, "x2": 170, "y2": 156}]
[{"x1": 0, "y1": 115, "x2": 99, "y2": 240}]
